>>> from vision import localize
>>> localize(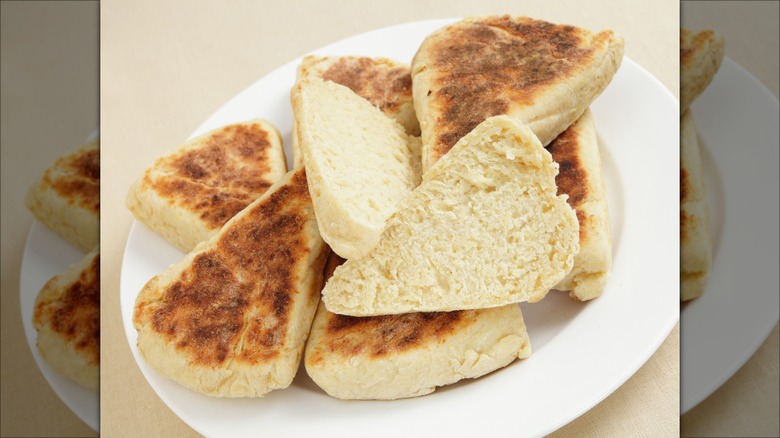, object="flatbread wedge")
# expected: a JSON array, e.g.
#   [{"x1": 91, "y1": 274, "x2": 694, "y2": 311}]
[
  {"x1": 291, "y1": 77, "x2": 421, "y2": 260},
  {"x1": 680, "y1": 28, "x2": 725, "y2": 114},
  {"x1": 133, "y1": 167, "x2": 329, "y2": 397},
  {"x1": 126, "y1": 120, "x2": 287, "y2": 253},
  {"x1": 322, "y1": 115, "x2": 579, "y2": 316},
  {"x1": 547, "y1": 109, "x2": 612, "y2": 300},
  {"x1": 412, "y1": 15, "x2": 623, "y2": 172},
  {"x1": 291, "y1": 55, "x2": 420, "y2": 167},
  {"x1": 680, "y1": 110, "x2": 712, "y2": 301},
  {"x1": 306, "y1": 254, "x2": 531, "y2": 400},
  {"x1": 33, "y1": 247, "x2": 100, "y2": 391},
  {"x1": 26, "y1": 138, "x2": 99, "y2": 252}
]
